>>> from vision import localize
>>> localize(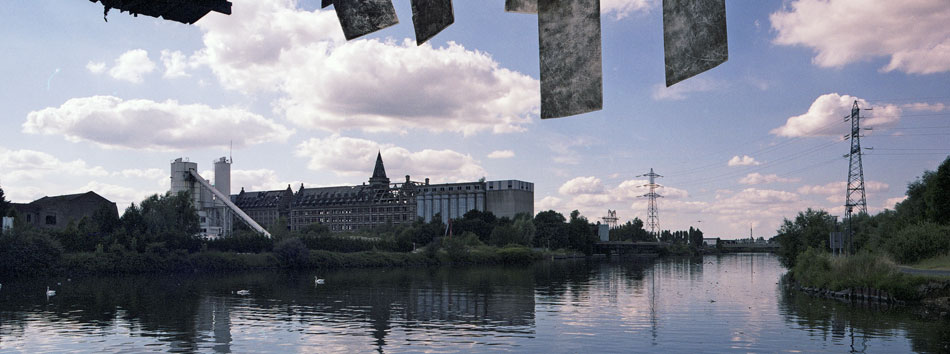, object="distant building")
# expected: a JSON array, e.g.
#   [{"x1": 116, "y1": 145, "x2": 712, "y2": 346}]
[
  {"x1": 232, "y1": 153, "x2": 534, "y2": 232},
  {"x1": 11, "y1": 191, "x2": 118, "y2": 230},
  {"x1": 702, "y1": 237, "x2": 719, "y2": 247}
]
